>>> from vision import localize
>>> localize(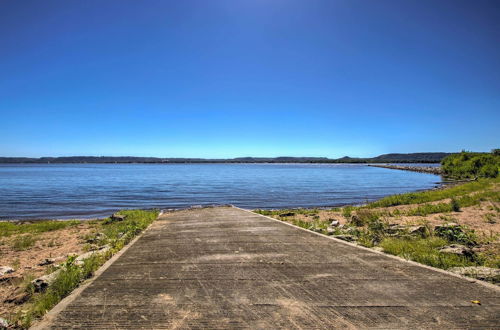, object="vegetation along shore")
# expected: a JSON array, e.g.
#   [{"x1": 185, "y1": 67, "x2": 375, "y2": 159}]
[
  {"x1": 0, "y1": 210, "x2": 158, "y2": 328},
  {"x1": 256, "y1": 151, "x2": 500, "y2": 284},
  {"x1": 0, "y1": 151, "x2": 498, "y2": 328}
]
